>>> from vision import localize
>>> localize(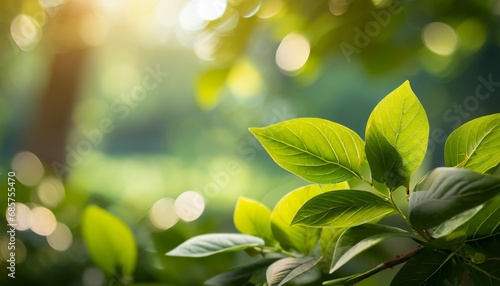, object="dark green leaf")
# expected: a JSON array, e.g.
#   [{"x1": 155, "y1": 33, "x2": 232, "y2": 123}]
[
  {"x1": 331, "y1": 224, "x2": 418, "y2": 273},
  {"x1": 205, "y1": 258, "x2": 280, "y2": 286},
  {"x1": 409, "y1": 167, "x2": 500, "y2": 230},
  {"x1": 81, "y1": 205, "x2": 137, "y2": 276},
  {"x1": 425, "y1": 231, "x2": 467, "y2": 251},
  {"x1": 365, "y1": 80, "x2": 429, "y2": 188},
  {"x1": 466, "y1": 261, "x2": 500, "y2": 286},
  {"x1": 166, "y1": 234, "x2": 264, "y2": 257},
  {"x1": 292, "y1": 190, "x2": 395, "y2": 228},
  {"x1": 266, "y1": 257, "x2": 321, "y2": 286},
  {"x1": 250, "y1": 118, "x2": 365, "y2": 184},
  {"x1": 444, "y1": 113, "x2": 500, "y2": 174},
  {"x1": 391, "y1": 249, "x2": 456, "y2": 286}
]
